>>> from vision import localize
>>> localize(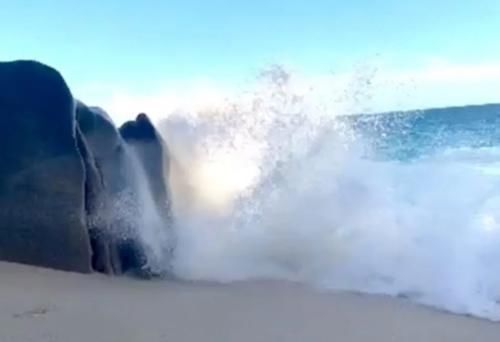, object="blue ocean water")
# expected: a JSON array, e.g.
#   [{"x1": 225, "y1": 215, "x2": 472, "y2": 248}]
[{"x1": 348, "y1": 104, "x2": 500, "y2": 161}]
